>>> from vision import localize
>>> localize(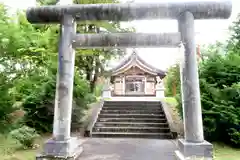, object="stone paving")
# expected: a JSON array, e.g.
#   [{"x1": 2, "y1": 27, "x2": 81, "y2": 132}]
[{"x1": 78, "y1": 138, "x2": 177, "y2": 160}]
